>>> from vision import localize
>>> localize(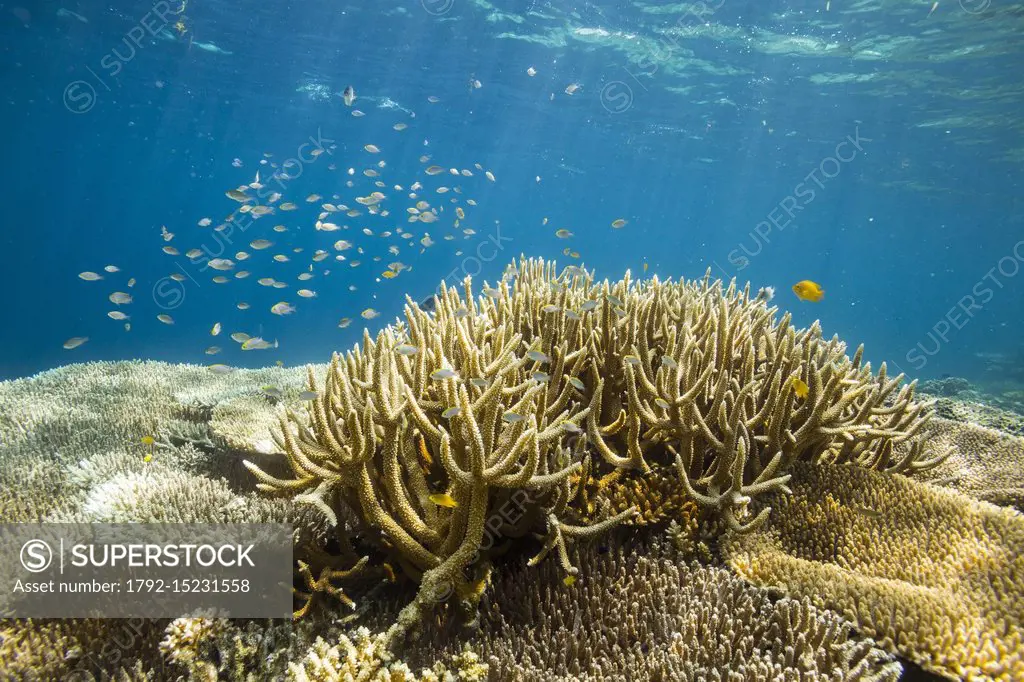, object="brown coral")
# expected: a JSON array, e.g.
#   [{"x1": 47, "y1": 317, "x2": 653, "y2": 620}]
[{"x1": 724, "y1": 460, "x2": 1024, "y2": 680}]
